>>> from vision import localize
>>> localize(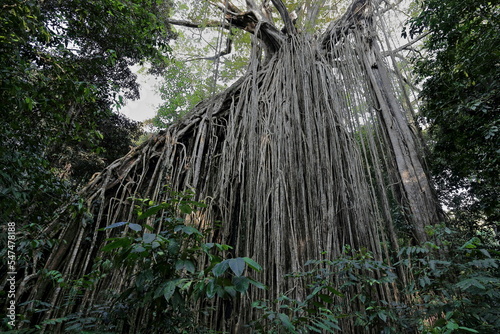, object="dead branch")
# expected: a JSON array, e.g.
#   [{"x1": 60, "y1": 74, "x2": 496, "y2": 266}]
[{"x1": 167, "y1": 18, "x2": 232, "y2": 30}]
